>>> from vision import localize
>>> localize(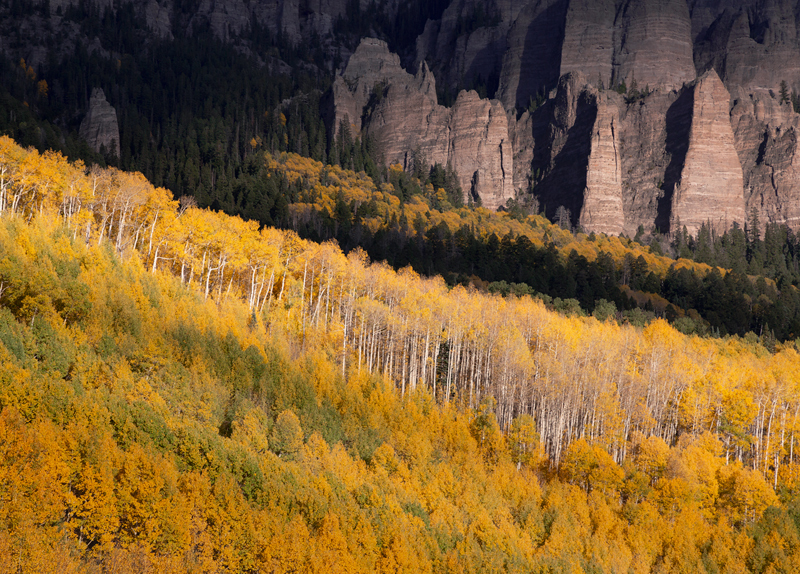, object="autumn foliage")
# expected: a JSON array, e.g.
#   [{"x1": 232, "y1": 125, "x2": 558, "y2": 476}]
[{"x1": 2, "y1": 135, "x2": 800, "y2": 572}]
